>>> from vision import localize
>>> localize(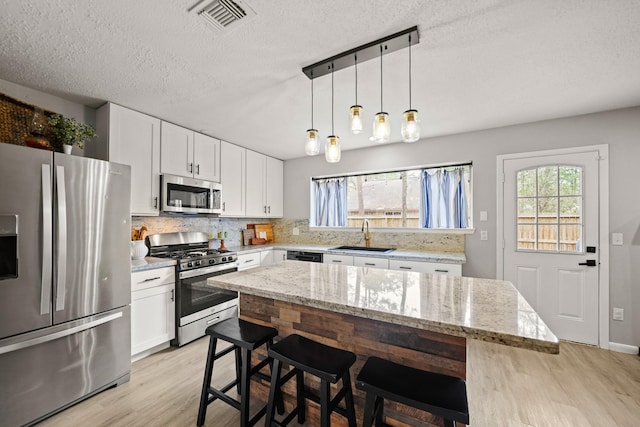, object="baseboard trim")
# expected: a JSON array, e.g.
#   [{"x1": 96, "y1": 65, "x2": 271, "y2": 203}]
[{"x1": 609, "y1": 342, "x2": 639, "y2": 355}]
